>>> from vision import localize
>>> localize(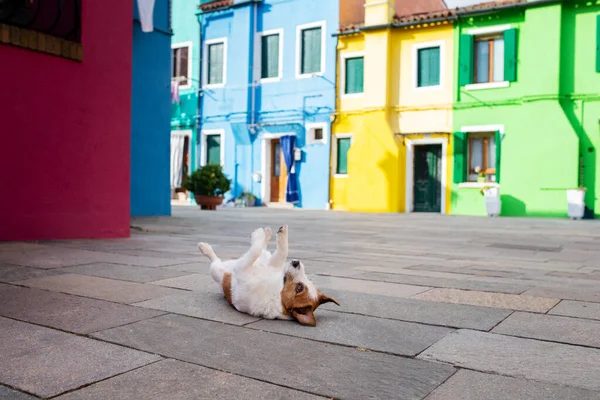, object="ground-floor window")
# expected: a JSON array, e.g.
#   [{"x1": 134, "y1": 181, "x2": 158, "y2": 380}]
[
  {"x1": 335, "y1": 136, "x2": 352, "y2": 175},
  {"x1": 468, "y1": 132, "x2": 496, "y2": 182},
  {"x1": 202, "y1": 130, "x2": 224, "y2": 166}
]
